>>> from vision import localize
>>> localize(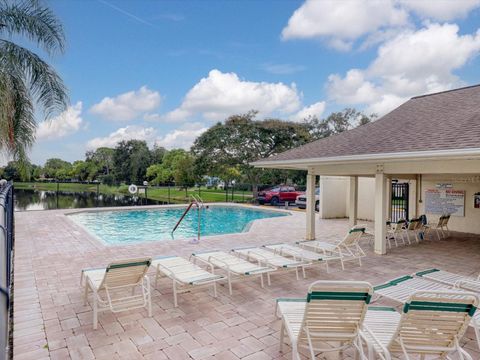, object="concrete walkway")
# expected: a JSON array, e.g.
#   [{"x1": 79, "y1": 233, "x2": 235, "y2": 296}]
[{"x1": 13, "y1": 205, "x2": 480, "y2": 359}]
